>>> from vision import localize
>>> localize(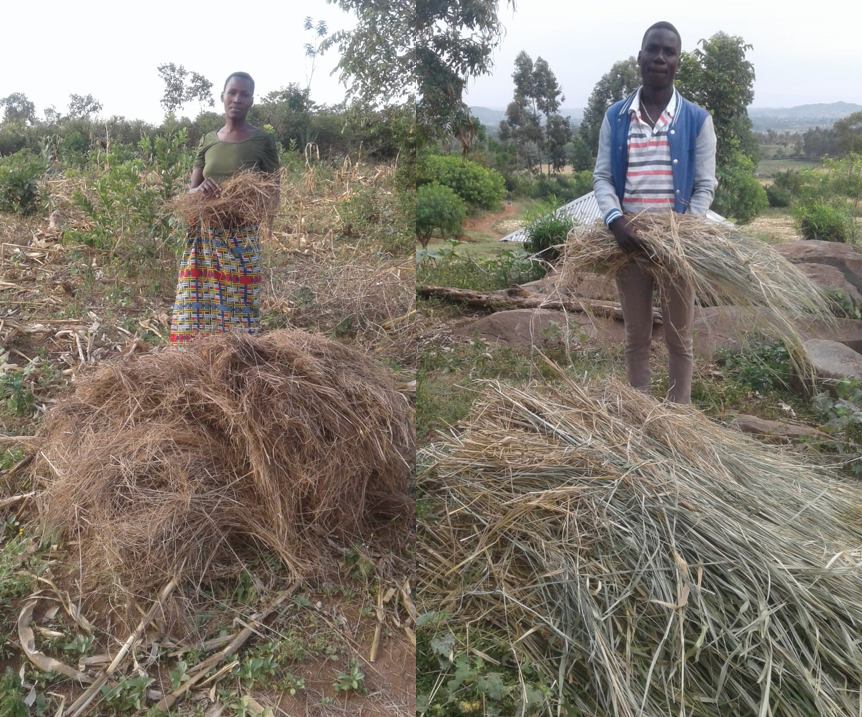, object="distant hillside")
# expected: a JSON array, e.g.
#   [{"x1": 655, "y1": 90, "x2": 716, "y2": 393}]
[
  {"x1": 749, "y1": 102, "x2": 862, "y2": 132},
  {"x1": 470, "y1": 106, "x2": 584, "y2": 134},
  {"x1": 473, "y1": 102, "x2": 861, "y2": 135}
]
